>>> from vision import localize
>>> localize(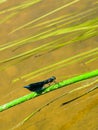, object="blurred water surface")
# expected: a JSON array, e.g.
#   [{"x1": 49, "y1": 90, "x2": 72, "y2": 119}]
[{"x1": 0, "y1": 0, "x2": 98, "y2": 130}]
